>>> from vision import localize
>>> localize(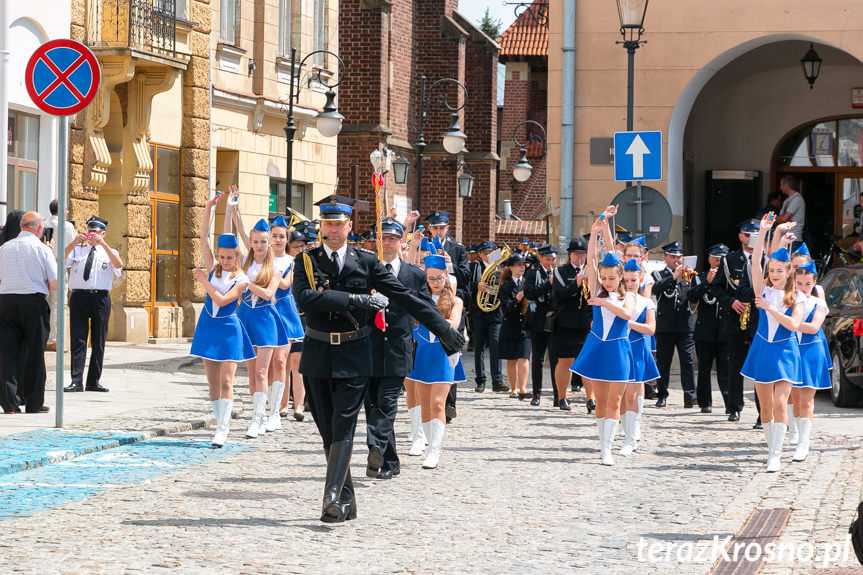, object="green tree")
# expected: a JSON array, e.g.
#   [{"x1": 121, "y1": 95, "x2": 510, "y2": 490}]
[{"x1": 478, "y1": 7, "x2": 502, "y2": 40}]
